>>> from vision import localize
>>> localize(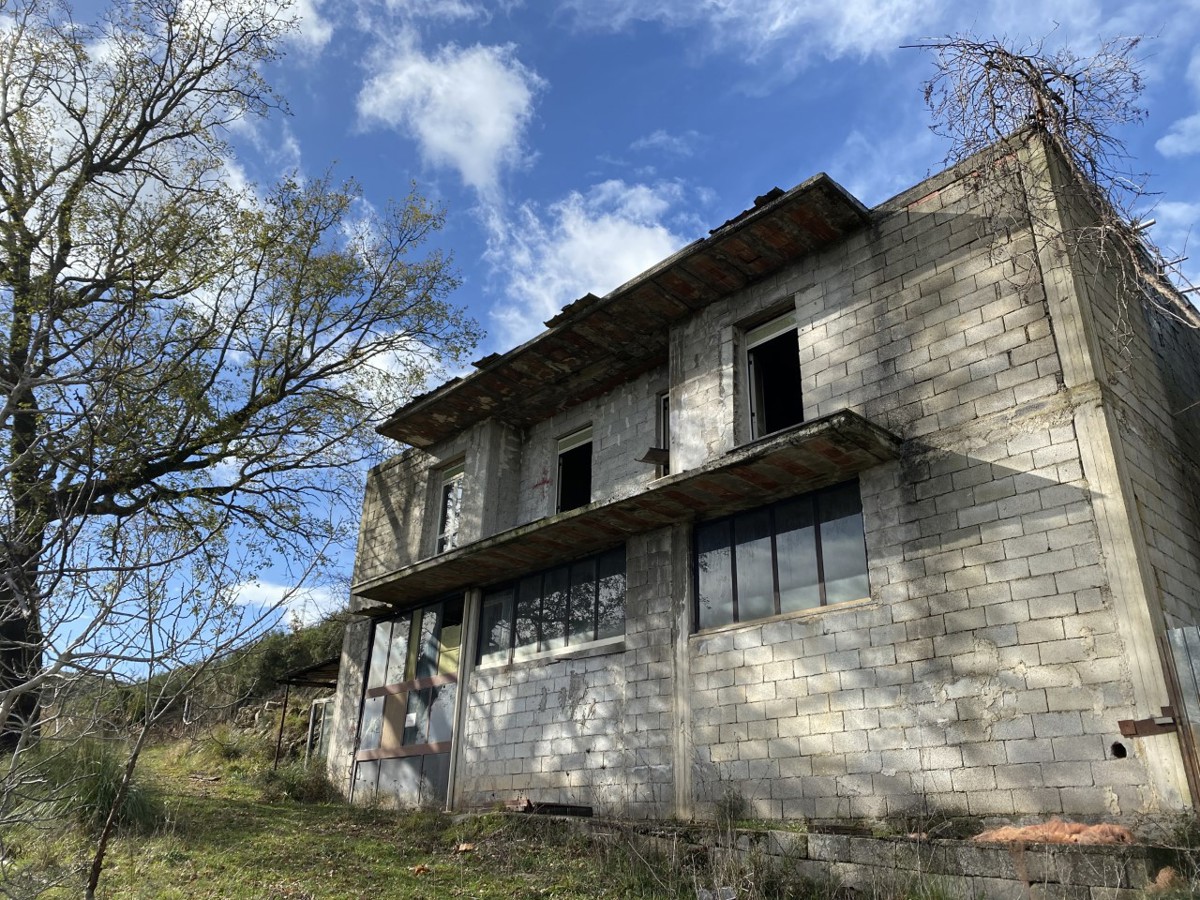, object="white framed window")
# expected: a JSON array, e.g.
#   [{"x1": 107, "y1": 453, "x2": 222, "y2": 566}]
[
  {"x1": 744, "y1": 311, "x2": 803, "y2": 440},
  {"x1": 435, "y1": 461, "x2": 464, "y2": 554},
  {"x1": 556, "y1": 426, "x2": 593, "y2": 513}
]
